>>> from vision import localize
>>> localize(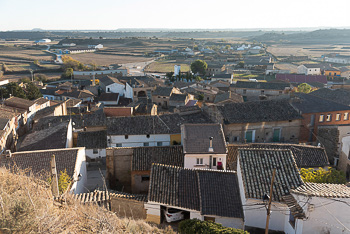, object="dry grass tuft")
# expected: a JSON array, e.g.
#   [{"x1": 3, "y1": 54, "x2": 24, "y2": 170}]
[{"x1": 0, "y1": 167, "x2": 174, "y2": 233}]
